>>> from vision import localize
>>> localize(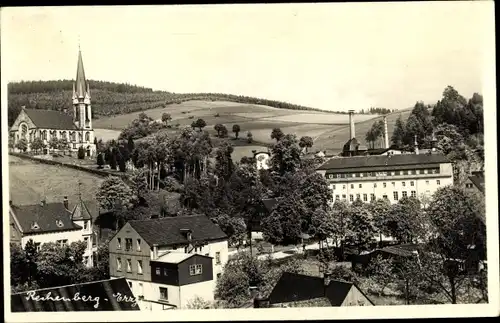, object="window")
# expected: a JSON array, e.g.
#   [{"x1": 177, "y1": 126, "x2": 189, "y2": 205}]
[
  {"x1": 432, "y1": 168, "x2": 438, "y2": 174},
  {"x1": 332, "y1": 185, "x2": 336, "y2": 190},
  {"x1": 350, "y1": 184, "x2": 354, "y2": 189},
  {"x1": 34, "y1": 242, "x2": 41, "y2": 251},
  {"x1": 342, "y1": 194, "x2": 346, "y2": 200},
  {"x1": 374, "y1": 183, "x2": 377, "y2": 188},
  {"x1": 159, "y1": 287, "x2": 168, "y2": 300},
  {"x1": 217, "y1": 273, "x2": 222, "y2": 279},
  {"x1": 403, "y1": 170, "x2": 408, "y2": 175},
  {"x1": 343, "y1": 185, "x2": 346, "y2": 190},
  {"x1": 335, "y1": 195, "x2": 340, "y2": 201},
  {"x1": 392, "y1": 182, "x2": 396, "y2": 187},
  {"x1": 391, "y1": 171, "x2": 395, "y2": 176},
  {"x1": 383, "y1": 195, "x2": 388, "y2": 200},
  {"x1": 84, "y1": 221, "x2": 88, "y2": 230},
  {"x1": 56, "y1": 220, "x2": 64, "y2": 227},
  {"x1": 125, "y1": 238, "x2": 132, "y2": 251},
  {"x1": 117, "y1": 258, "x2": 122, "y2": 271},
  {"x1": 408, "y1": 170, "x2": 413, "y2": 175},
  {"x1": 205, "y1": 253, "x2": 209, "y2": 256},
  {"x1": 402, "y1": 191, "x2": 408, "y2": 198},
  {"x1": 370, "y1": 193, "x2": 375, "y2": 201},
  {"x1": 189, "y1": 264, "x2": 203, "y2": 275},
  {"x1": 139, "y1": 283, "x2": 144, "y2": 296},
  {"x1": 117, "y1": 238, "x2": 121, "y2": 250},
  {"x1": 383, "y1": 182, "x2": 387, "y2": 188},
  {"x1": 216, "y1": 252, "x2": 221, "y2": 265},
  {"x1": 126, "y1": 259, "x2": 132, "y2": 273},
  {"x1": 356, "y1": 194, "x2": 360, "y2": 201},
  {"x1": 410, "y1": 181, "x2": 414, "y2": 187},
  {"x1": 402, "y1": 182, "x2": 406, "y2": 187},
  {"x1": 85, "y1": 132, "x2": 90, "y2": 142},
  {"x1": 137, "y1": 260, "x2": 143, "y2": 274},
  {"x1": 136, "y1": 239, "x2": 141, "y2": 252},
  {"x1": 163, "y1": 268, "x2": 168, "y2": 276},
  {"x1": 156, "y1": 267, "x2": 161, "y2": 275},
  {"x1": 349, "y1": 195, "x2": 354, "y2": 202},
  {"x1": 83, "y1": 256, "x2": 89, "y2": 265},
  {"x1": 363, "y1": 194, "x2": 368, "y2": 202},
  {"x1": 393, "y1": 192, "x2": 399, "y2": 201},
  {"x1": 84, "y1": 237, "x2": 89, "y2": 248},
  {"x1": 411, "y1": 191, "x2": 417, "y2": 198},
  {"x1": 437, "y1": 180, "x2": 441, "y2": 185},
  {"x1": 359, "y1": 184, "x2": 362, "y2": 188},
  {"x1": 56, "y1": 239, "x2": 68, "y2": 247},
  {"x1": 424, "y1": 169, "x2": 428, "y2": 174},
  {"x1": 416, "y1": 169, "x2": 420, "y2": 174},
  {"x1": 466, "y1": 183, "x2": 473, "y2": 188},
  {"x1": 426, "y1": 180, "x2": 429, "y2": 185}
]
